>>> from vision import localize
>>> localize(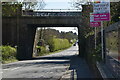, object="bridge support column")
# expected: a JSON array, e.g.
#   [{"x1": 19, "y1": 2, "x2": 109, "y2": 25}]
[
  {"x1": 78, "y1": 25, "x2": 86, "y2": 58},
  {"x1": 17, "y1": 24, "x2": 36, "y2": 60}
]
